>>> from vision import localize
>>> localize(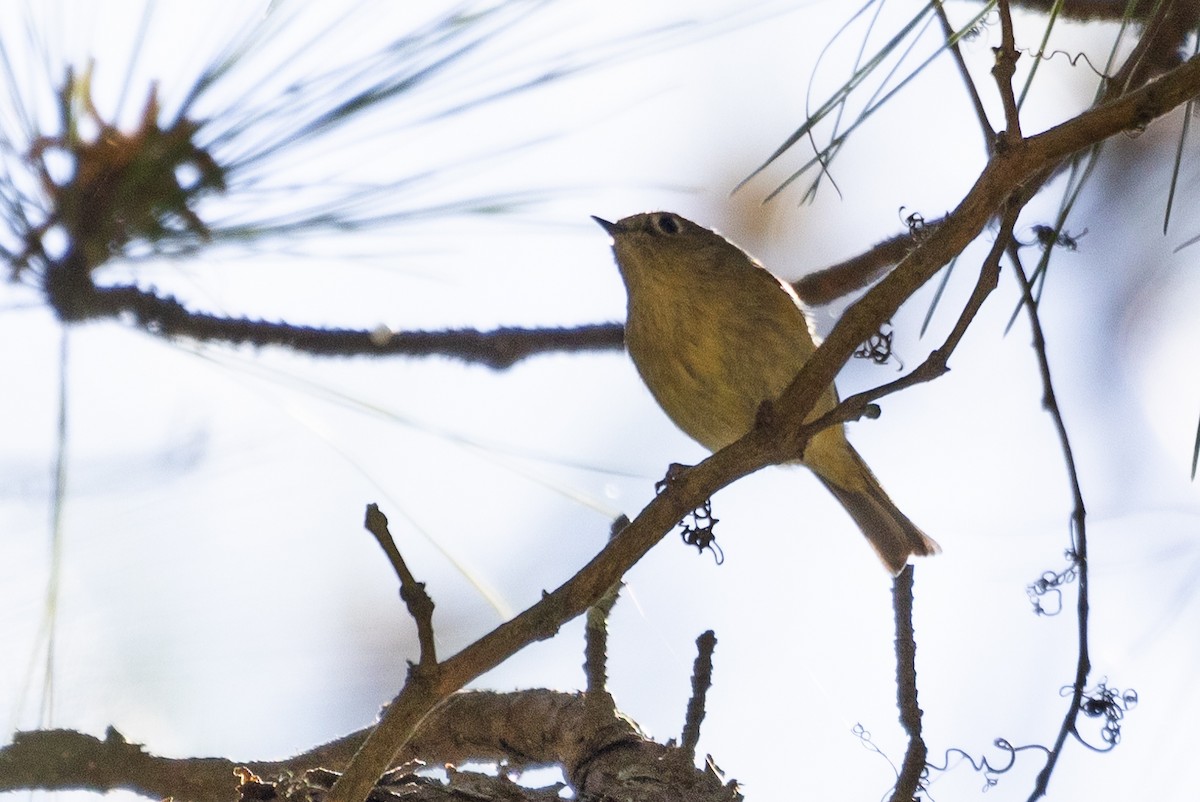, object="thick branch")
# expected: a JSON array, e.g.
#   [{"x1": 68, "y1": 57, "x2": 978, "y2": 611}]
[{"x1": 0, "y1": 691, "x2": 738, "y2": 802}]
